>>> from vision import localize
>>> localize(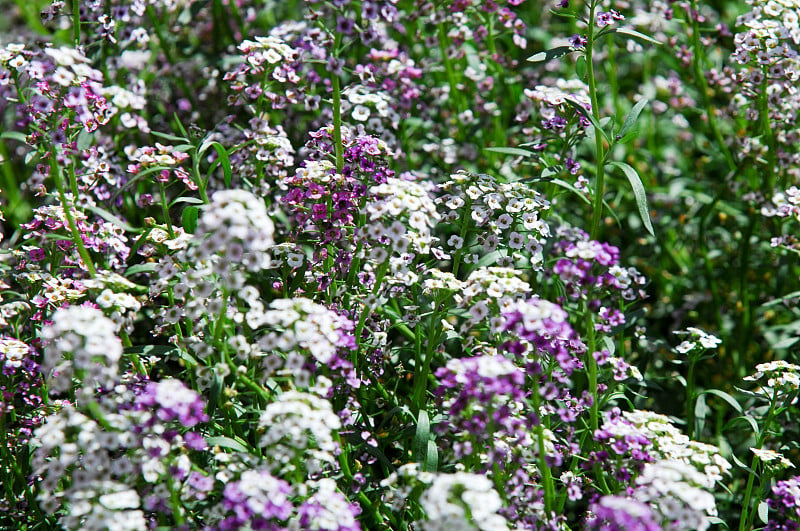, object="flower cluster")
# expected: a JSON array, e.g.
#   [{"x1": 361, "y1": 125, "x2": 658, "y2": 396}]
[
  {"x1": 766, "y1": 476, "x2": 800, "y2": 531},
  {"x1": 416, "y1": 471, "x2": 509, "y2": 531},
  {"x1": 744, "y1": 360, "x2": 800, "y2": 396},
  {"x1": 586, "y1": 495, "x2": 661, "y2": 531},
  {"x1": 257, "y1": 391, "x2": 342, "y2": 475},
  {"x1": 40, "y1": 305, "x2": 123, "y2": 397}
]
